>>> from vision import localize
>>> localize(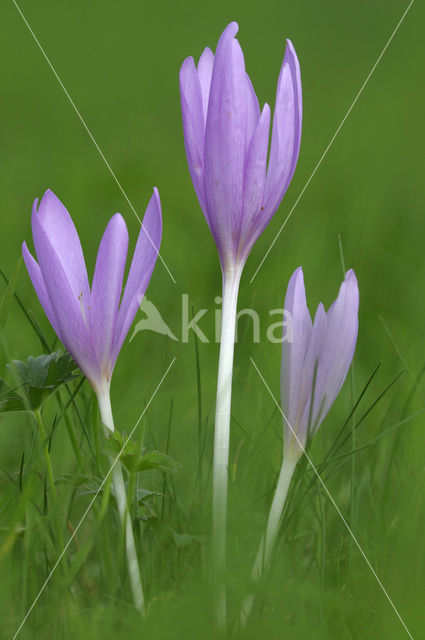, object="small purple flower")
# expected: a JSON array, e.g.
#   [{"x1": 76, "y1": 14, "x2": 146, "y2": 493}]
[
  {"x1": 22, "y1": 189, "x2": 162, "y2": 395},
  {"x1": 281, "y1": 268, "x2": 359, "y2": 456},
  {"x1": 179, "y1": 22, "x2": 302, "y2": 273}
]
